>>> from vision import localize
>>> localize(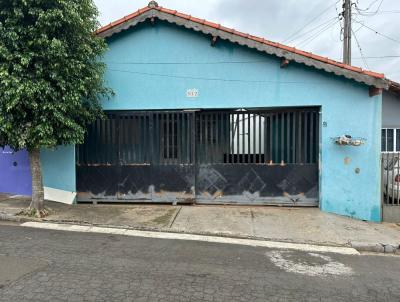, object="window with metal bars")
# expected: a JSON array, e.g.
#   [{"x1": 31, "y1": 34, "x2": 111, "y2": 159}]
[{"x1": 382, "y1": 128, "x2": 400, "y2": 152}]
